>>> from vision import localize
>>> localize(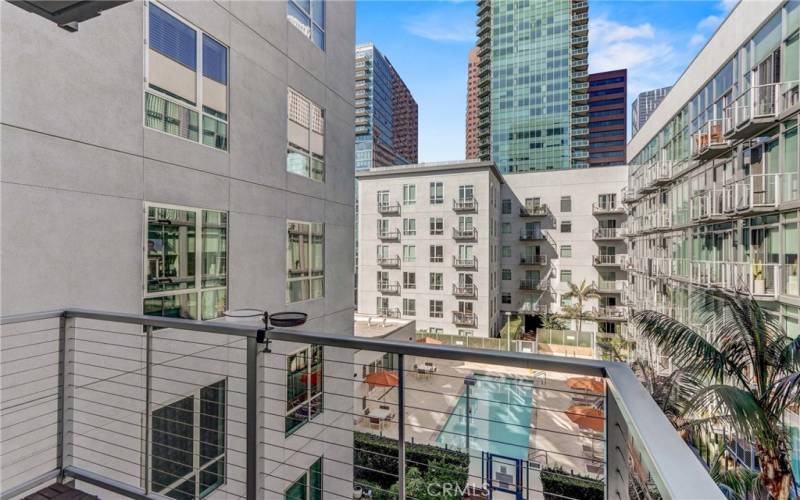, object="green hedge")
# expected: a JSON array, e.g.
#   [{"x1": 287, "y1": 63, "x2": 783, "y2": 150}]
[
  {"x1": 353, "y1": 431, "x2": 469, "y2": 490},
  {"x1": 541, "y1": 466, "x2": 604, "y2": 500}
]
